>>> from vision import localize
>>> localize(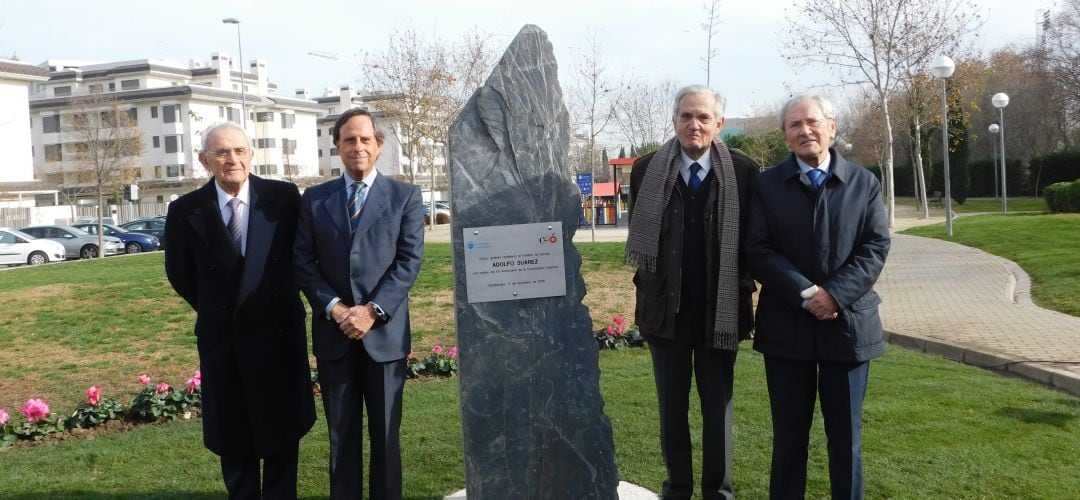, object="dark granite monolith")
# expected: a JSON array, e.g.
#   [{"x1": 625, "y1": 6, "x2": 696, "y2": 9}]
[{"x1": 448, "y1": 24, "x2": 619, "y2": 499}]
